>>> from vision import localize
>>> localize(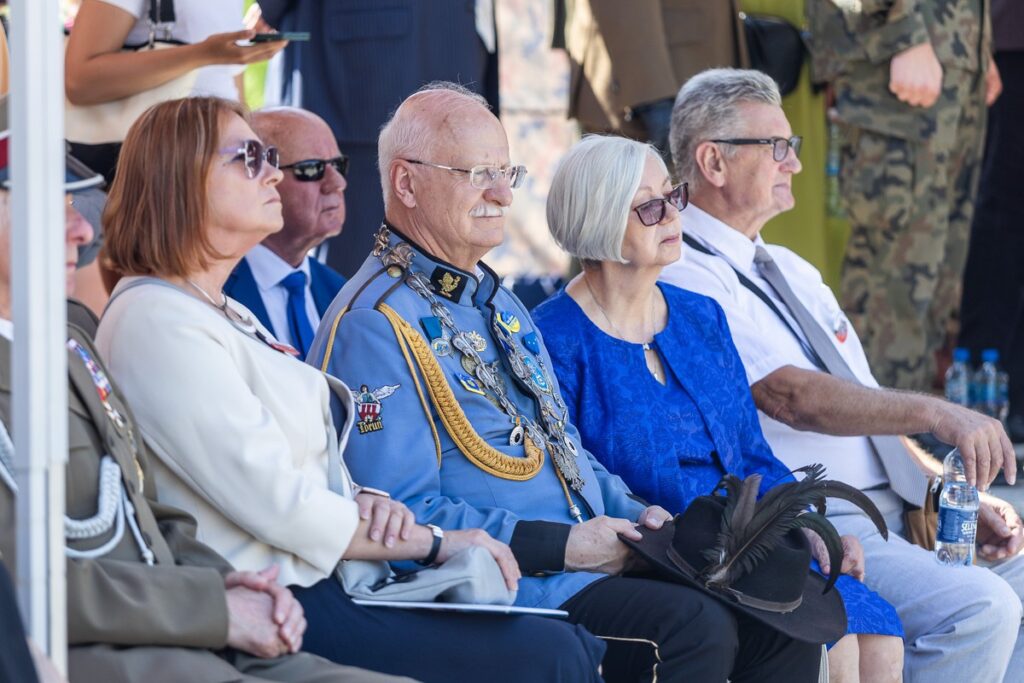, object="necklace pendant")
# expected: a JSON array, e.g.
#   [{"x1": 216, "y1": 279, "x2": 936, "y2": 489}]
[{"x1": 642, "y1": 342, "x2": 651, "y2": 351}]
